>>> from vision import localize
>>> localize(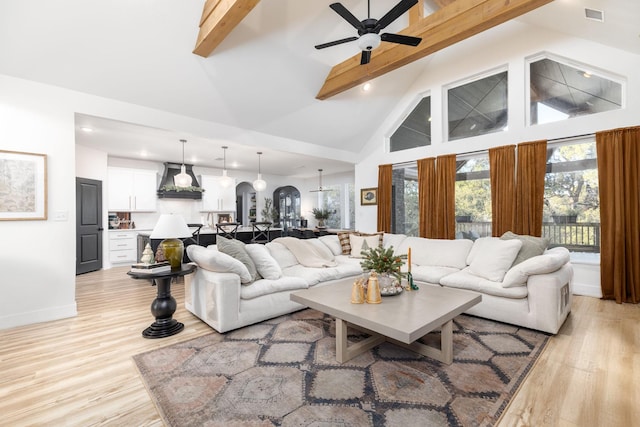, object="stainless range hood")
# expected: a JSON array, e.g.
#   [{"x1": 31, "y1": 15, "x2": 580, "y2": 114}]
[{"x1": 157, "y1": 162, "x2": 203, "y2": 199}]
